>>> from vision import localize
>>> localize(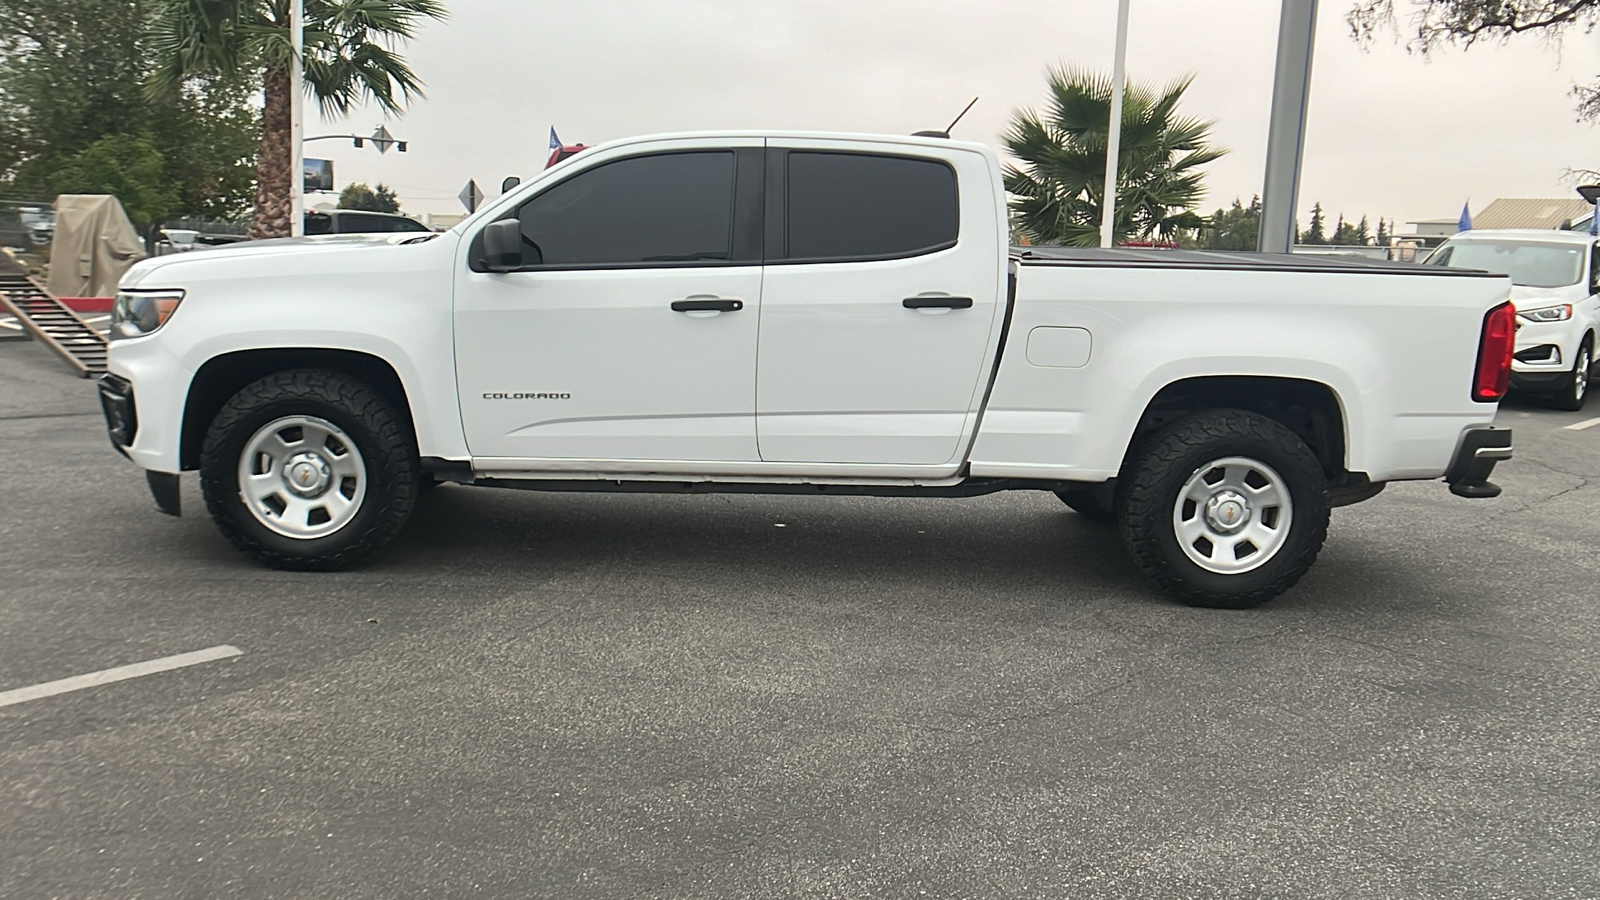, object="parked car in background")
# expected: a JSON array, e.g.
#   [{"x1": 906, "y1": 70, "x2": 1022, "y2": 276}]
[
  {"x1": 1, "y1": 205, "x2": 55, "y2": 250},
  {"x1": 151, "y1": 229, "x2": 249, "y2": 256},
  {"x1": 1426, "y1": 229, "x2": 1598, "y2": 410},
  {"x1": 21, "y1": 207, "x2": 53, "y2": 246},
  {"x1": 304, "y1": 210, "x2": 431, "y2": 235}
]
